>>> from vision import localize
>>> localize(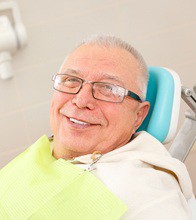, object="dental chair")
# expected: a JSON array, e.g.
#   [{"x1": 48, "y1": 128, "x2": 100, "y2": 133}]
[{"x1": 138, "y1": 66, "x2": 196, "y2": 219}]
